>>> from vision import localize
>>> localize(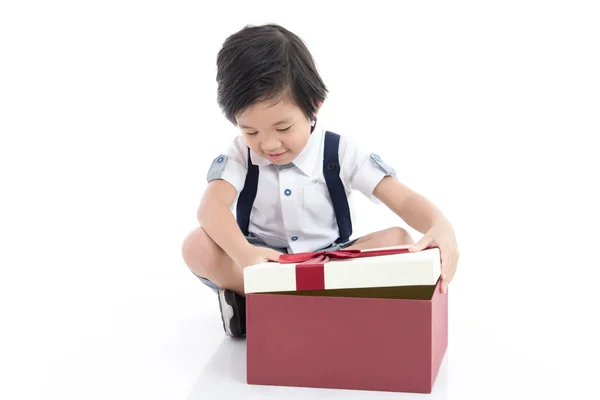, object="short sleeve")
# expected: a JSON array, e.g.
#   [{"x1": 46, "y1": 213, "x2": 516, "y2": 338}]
[
  {"x1": 339, "y1": 136, "x2": 397, "y2": 202},
  {"x1": 206, "y1": 136, "x2": 248, "y2": 194}
]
